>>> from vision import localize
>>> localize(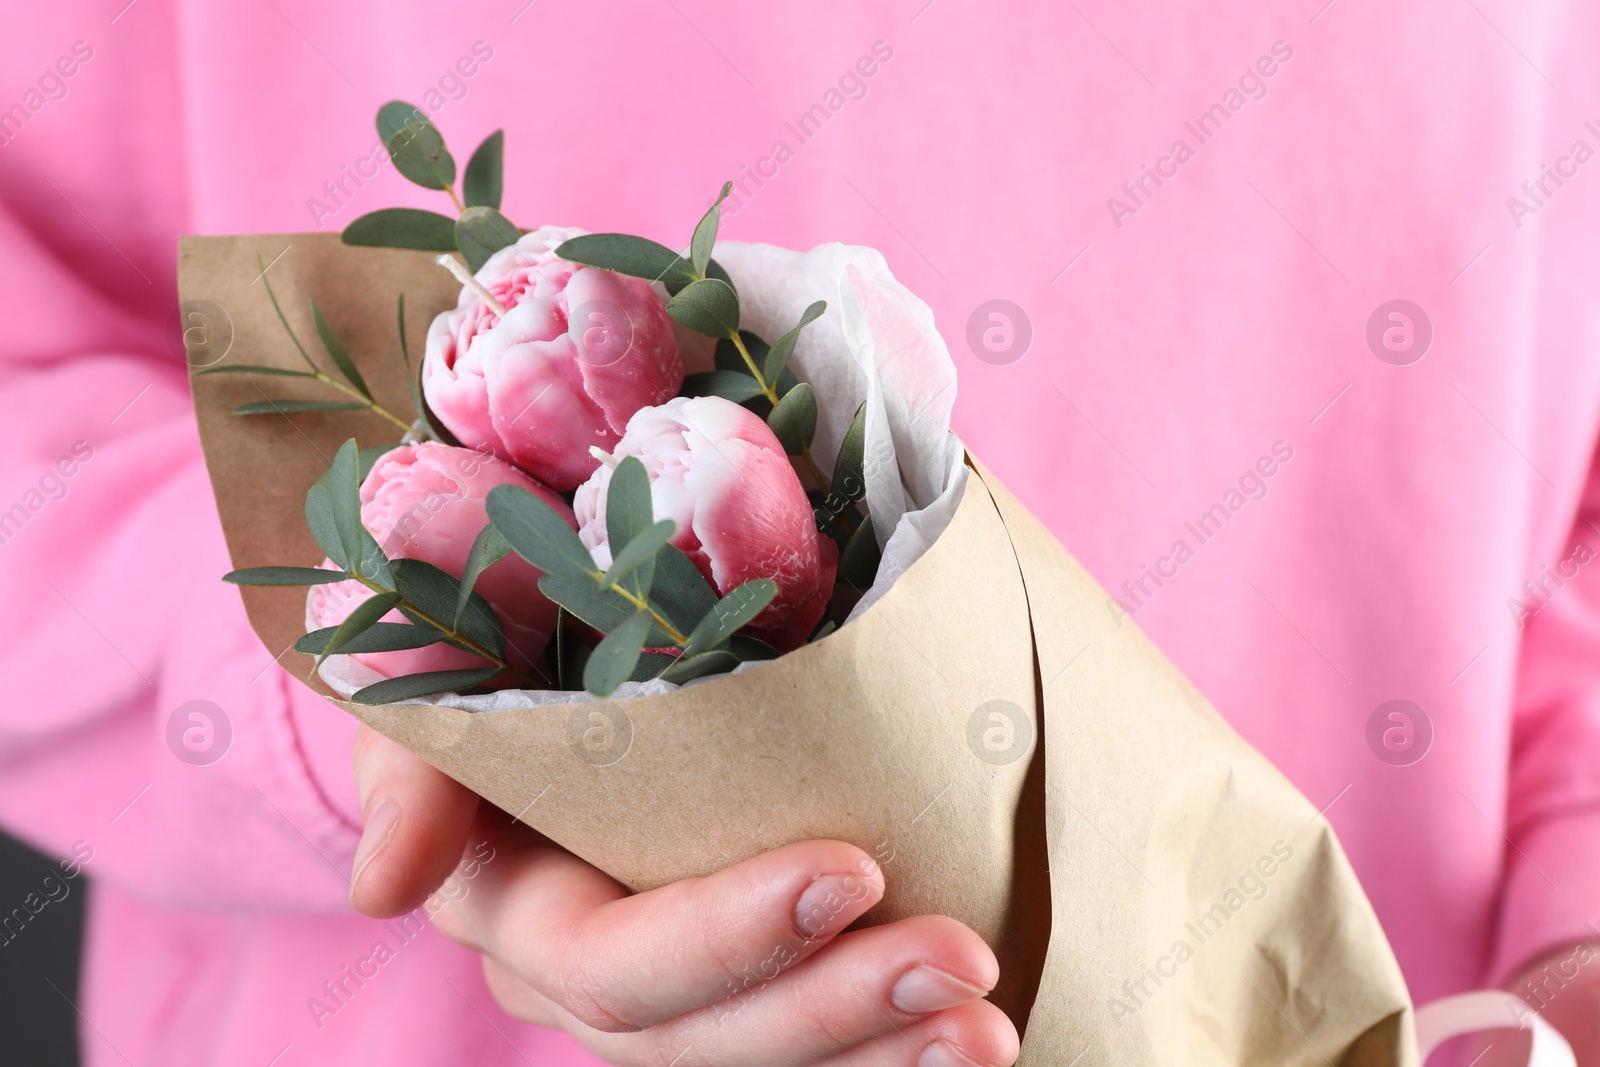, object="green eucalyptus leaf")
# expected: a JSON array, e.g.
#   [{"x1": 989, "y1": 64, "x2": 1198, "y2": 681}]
[
  {"x1": 658, "y1": 648, "x2": 739, "y2": 684},
  {"x1": 665, "y1": 278, "x2": 740, "y2": 339},
  {"x1": 558, "y1": 613, "x2": 589, "y2": 689},
  {"x1": 706, "y1": 257, "x2": 734, "y2": 290},
  {"x1": 233, "y1": 400, "x2": 367, "y2": 416},
  {"x1": 310, "y1": 457, "x2": 391, "y2": 588},
  {"x1": 729, "y1": 634, "x2": 780, "y2": 661},
  {"x1": 351, "y1": 666, "x2": 502, "y2": 705},
  {"x1": 386, "y1": 121, "x2": 456, "y2": 191},
  {"x1": 763, "y1": 300, "x2": 826, "y2": 386},
  {"x1": 315, "y1": 591, "x2": 402, "y2": 669},
  {"x1": 485, "y1": 485, "x2": 599, "y2": 581},
  {"x1": 681, "y1": 370, "x2": 764, "y2": 403},
  {"x1": 605, "y1": 455, "x2": 657, "y2": 598},
  {"x1": 553, "y1": 607, "x2": 568, "y2": 690},
  {"x1": 583, "y1": 610, "x2": 652, "y2": 696},
  {"x1": 310, "y1": 301, "x2": 370, "y2": 399},
  {"x1": 395, "y1": 293, "x2": 428, "y2": 431},
  {"x1": 649, "y1": 545, "x2": 718, "y2": 634},
  {"x1": 296, "y1": 621, "x2": 443, "y2": 656},
  {"x1": 391, "y1": 558, "x2": 504, "y2": 660},
  {"x1": 683, "y1": 579, "x2": 777, "y2": 658},
  {"x1": 556, "y1": 234, "x2": 694, "y2": 285},
  {"x1": 342, "y1": 208, "x2": 459, "y2": 251},
  {"x1": 601, "y1": 520, "x2": 674, "y2": 592},
  {"x1": 832, "y1": 401, "x2": 868, "y2": 506},
  {"x1": 690, "y1": 182, "x2": 733, "y2": 277},
  {"x1": 463, "y1": 129, "x2": 504, "y2": 210},
  {"x1": 327, "y1": 439, "x2": 364, "y2": 569},
  {"x1": 605, "y1": 456, "x2": 654, "y2": 549},
  {"x1": 193, "y1": 364, "x2": 314, "y2": 378},
  {"x1": 376, "y1": 100, "x2": 429, "y2": 143},
  {"x1": 809, "y1": 618, "x2": 838, "y2": 643},
  {"x1": 838, "y1": 513, "x2": 882, "y2": 590},
  {"x1": 354, "y1": 529, "x2": 396, "y2": 591},
  {"x1": 631, "y1": 651, "x2": 681, "y2": 683},
  {"x1": 538, "y1": 575, "x2": 629, "y2": 632},
  {"x1": 766, "y1": 382, "x2": 817, "y2": 455},
  {"x1": 455, "y1": 524, "x2": 511, "y2": 630},
  {"x1": 538, "y1": 575, "x2": 680, "y2": 647},
  {"x1": 672, "y1": 257, "x2": 737, "y2": 297},
  {"x1": 223, "y1": 566, "x2": 346, "y2": 586},
  {"x1": 304, "y1": 485, "x2": 346, "y2": 568},
  {"x1": 455, "y1": 206, "x2": 520, "y2": 273}
]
